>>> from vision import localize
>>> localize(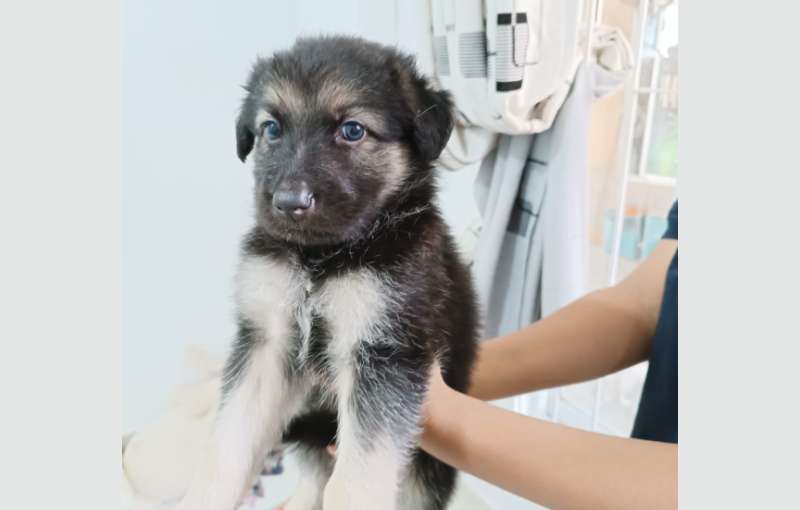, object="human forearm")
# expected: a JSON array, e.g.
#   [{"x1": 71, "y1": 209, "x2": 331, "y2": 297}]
[
  {"x1": 469, "y1": 287, "x2": 653, "y2": 400},
  {"x1": 468, "y1": 241, "x2": 678, "y2": 402},
  {"x1": 421, "y1": 386, "x2": 677, "y2": 510}
]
